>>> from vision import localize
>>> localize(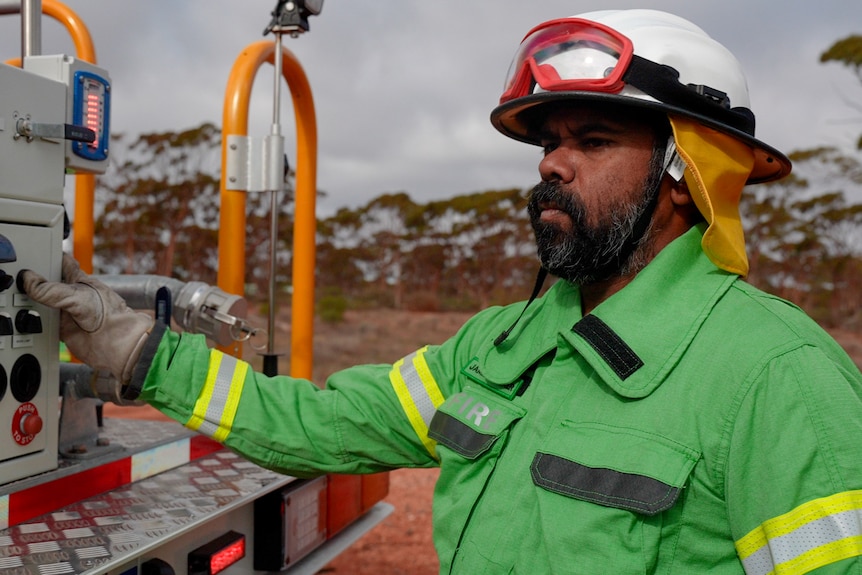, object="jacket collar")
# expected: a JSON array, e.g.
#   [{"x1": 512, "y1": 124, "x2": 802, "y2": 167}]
[{"x1": 478, "y1": 224, "x2": 737, "y2": 398}]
